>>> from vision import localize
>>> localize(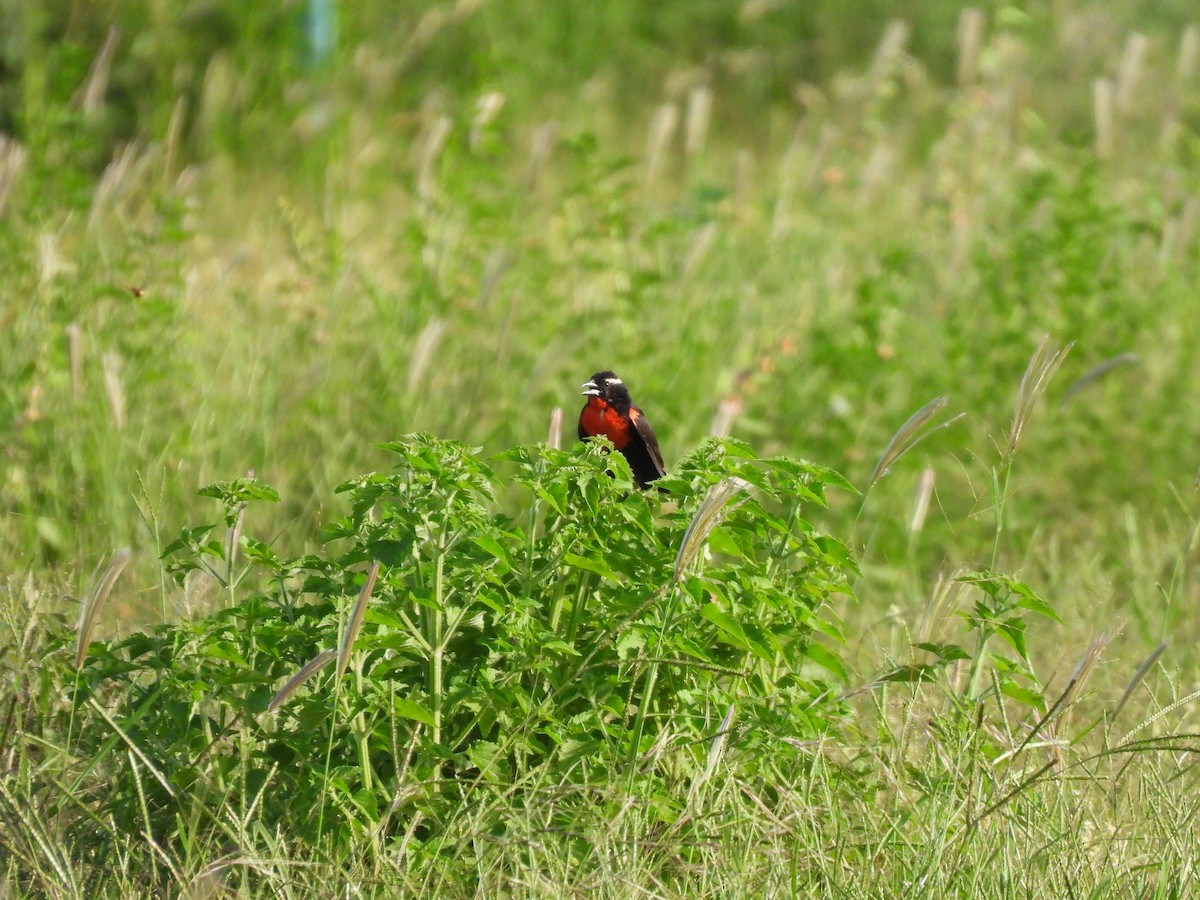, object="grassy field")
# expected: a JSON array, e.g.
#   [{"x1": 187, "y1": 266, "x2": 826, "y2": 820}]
[{"x1": 4, "y1": 1, "x2": 1200, "y2": 895}]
